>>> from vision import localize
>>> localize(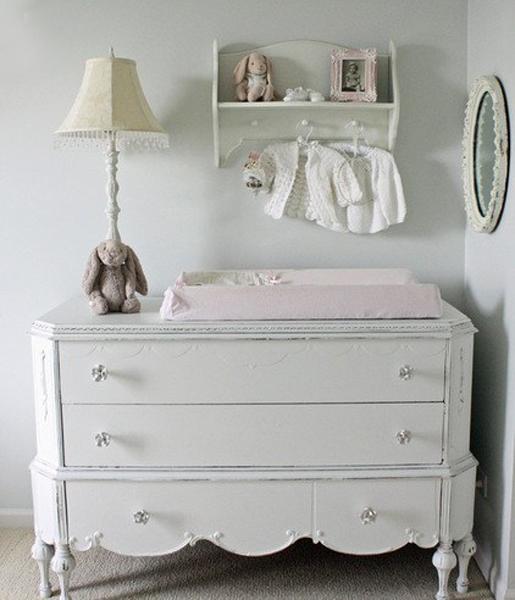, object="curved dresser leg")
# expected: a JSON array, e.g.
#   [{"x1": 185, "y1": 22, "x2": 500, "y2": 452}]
[
  {"x1": 51, "y1": 543, "x2": 76, "y2": 600},
  {"x1": 454, "y1": 533, "x2": 477, "y2": 593},
  {"x1": 432, "y1": 542, "x2": 457, "y2": 600},
  {"x1": 31, "y1": 536, "x2": 54, "y2": 599}
]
